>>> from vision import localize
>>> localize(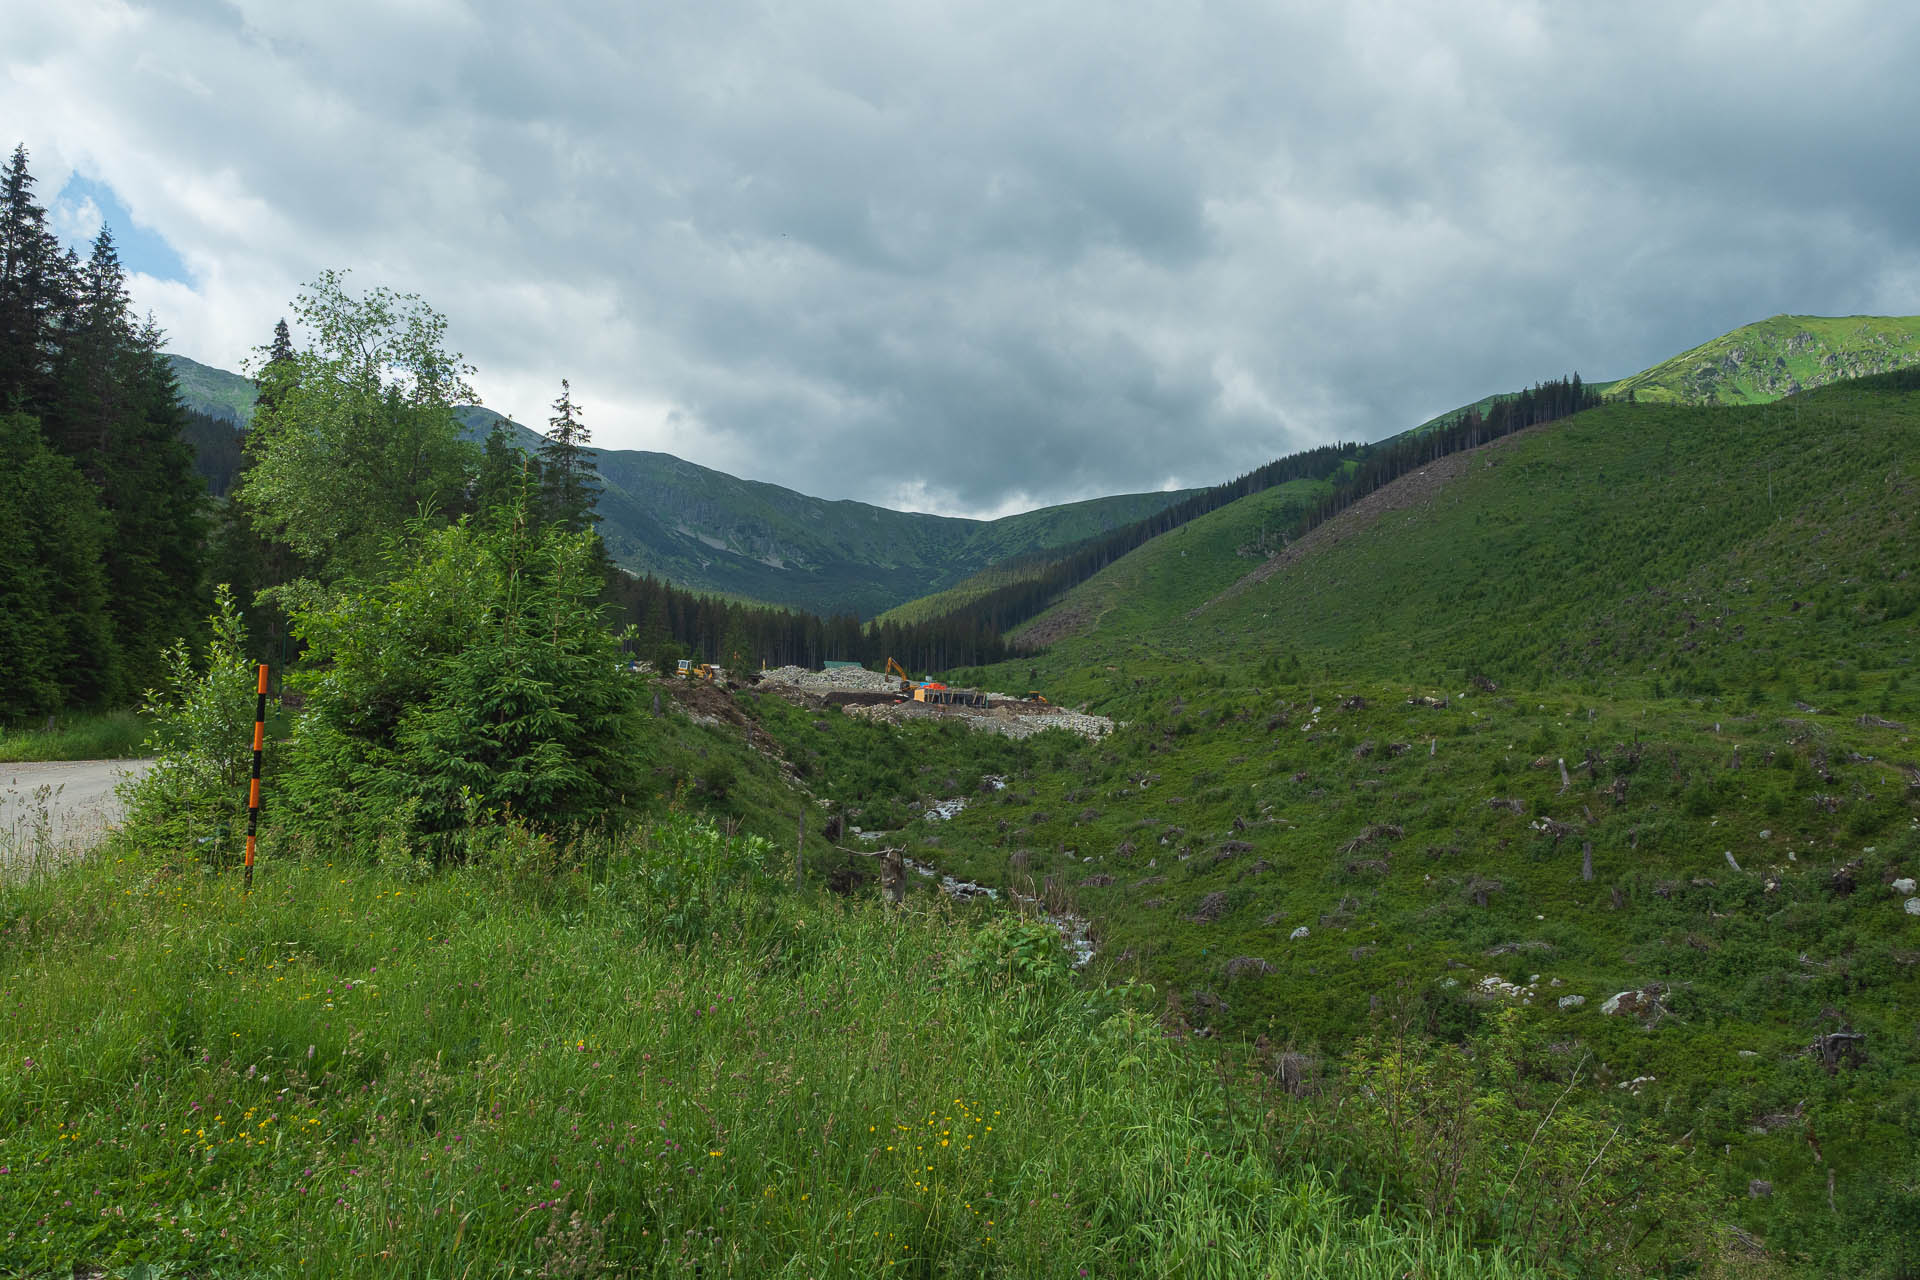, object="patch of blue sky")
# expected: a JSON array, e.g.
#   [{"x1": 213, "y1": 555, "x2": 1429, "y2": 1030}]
[{"x1": 49, "y1": 174, "x2": 191, "y2": 285}]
